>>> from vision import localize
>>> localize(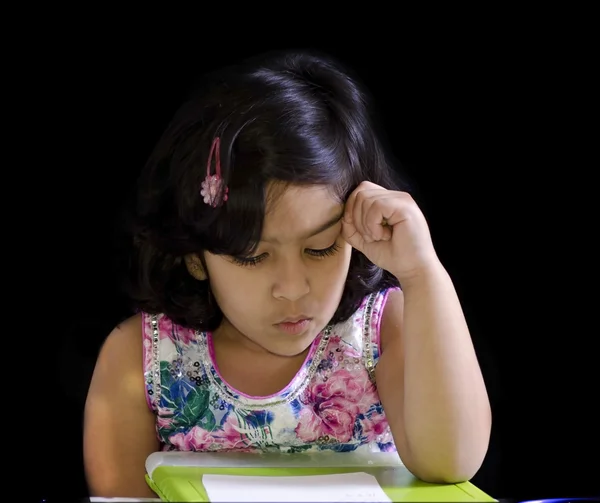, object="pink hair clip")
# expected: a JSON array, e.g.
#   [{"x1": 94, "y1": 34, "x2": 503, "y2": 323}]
[{"x1": 200, "y1": 137, "x2": 229, "y2": 207}]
